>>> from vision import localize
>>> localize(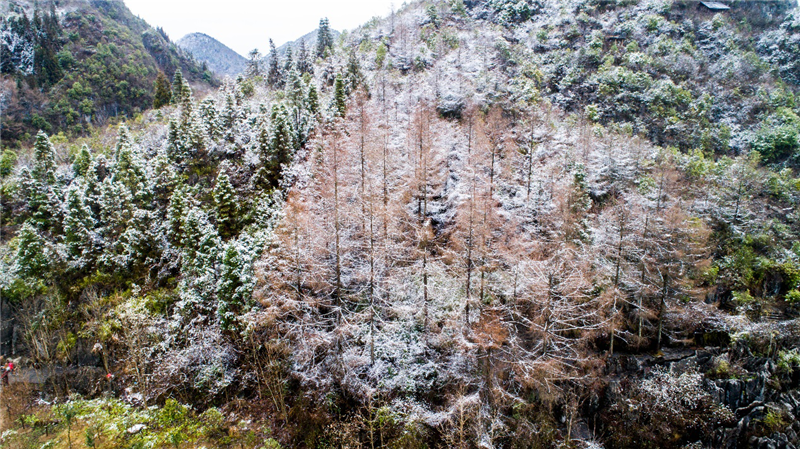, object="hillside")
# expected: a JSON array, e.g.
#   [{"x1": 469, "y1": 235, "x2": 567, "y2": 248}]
[
  {"x1": 177, "y1": 32, "x2": 248, "y2": 78},
  {"x1": 1, "y1": 0, "x2": 800, "y2": 448},
  {"x1": 0, "y1": 0, "x2": 217, "y2": 147}
]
